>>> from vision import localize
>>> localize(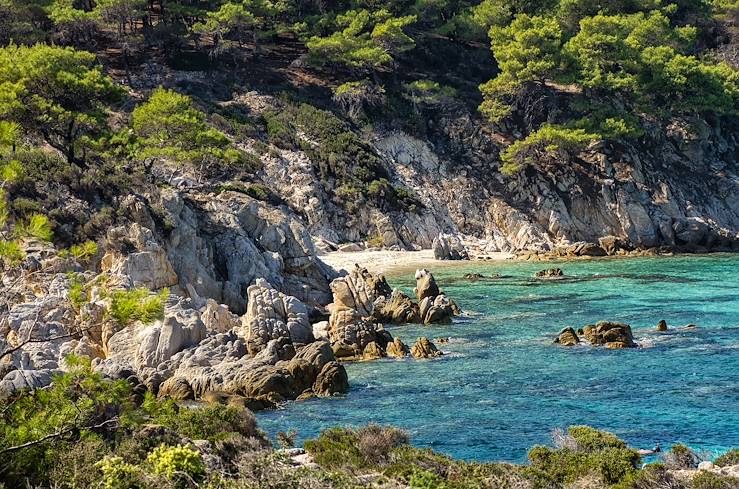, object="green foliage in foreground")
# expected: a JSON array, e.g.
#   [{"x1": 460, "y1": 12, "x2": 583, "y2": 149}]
[
  {"x1": 2, "y1": 362, "x2": 739, "y2": 489},
  {"x1": 0, "y1": 356, "x2": 266, "y2": 488},
  {"x1": 108, "y1": 287, "x2": 169, "y2": 326}
]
